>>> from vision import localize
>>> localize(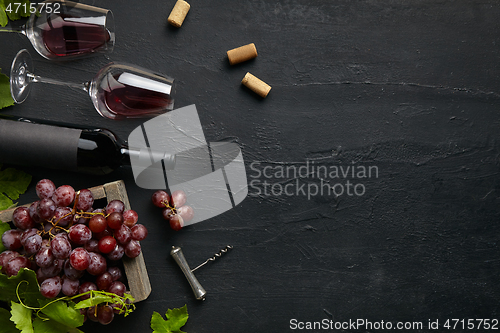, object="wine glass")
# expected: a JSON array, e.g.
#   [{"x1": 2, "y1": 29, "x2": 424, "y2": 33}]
[
  {"x1": 11, "y1": 49, "x2": 175, "y2": 119},
  {"x1": 0, "y1": 0, "x2": 114, "y2": 60}
]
